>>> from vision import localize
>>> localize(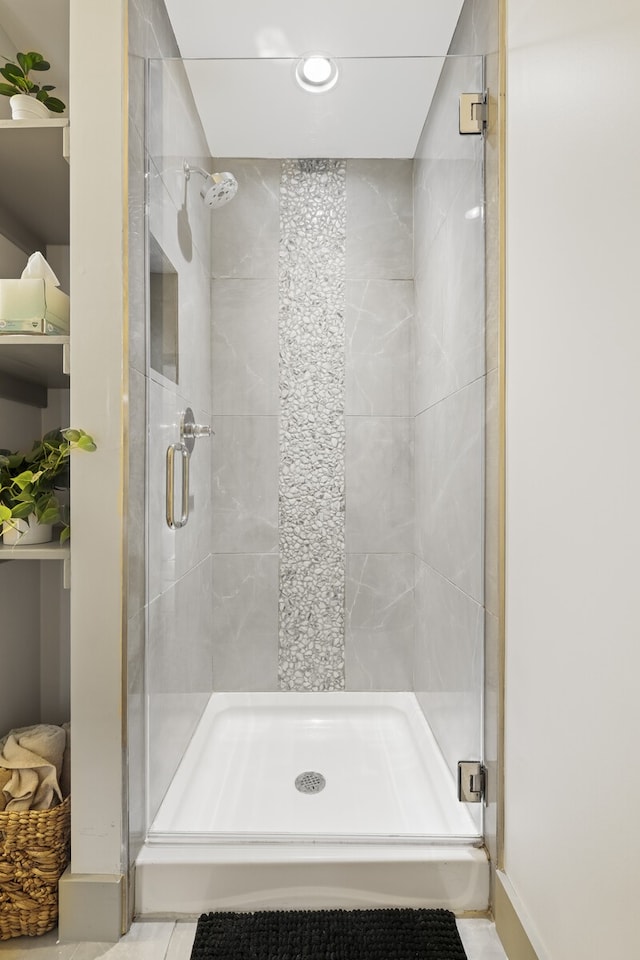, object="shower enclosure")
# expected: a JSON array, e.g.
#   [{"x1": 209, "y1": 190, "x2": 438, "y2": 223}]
[{"x1": 134, "y1": 50, "x2": 488, "y2": 913}]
